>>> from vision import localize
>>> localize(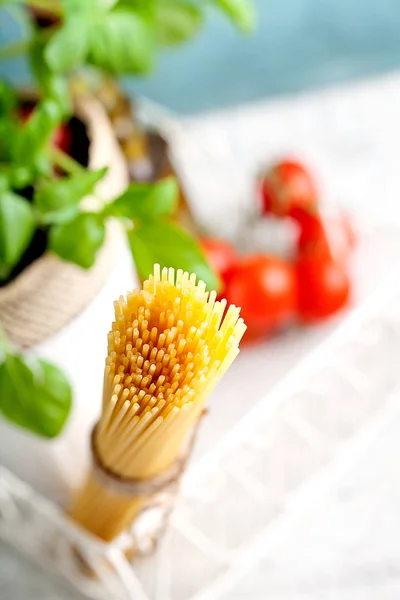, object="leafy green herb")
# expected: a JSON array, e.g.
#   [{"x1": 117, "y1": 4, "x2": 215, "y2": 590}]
[
  {"x1": 0, "y1": 175, "x2": 8, "y2": 193},
  {"x1": 0, "y1": 111, "x2": 20, "y2": 163},
  {"x1": 106, "y1": 176, "x2": 178, "y2": 221},
  {"x1": 116, "y1": 0, "x2": 155, "y2": 12},
  {"x1": 30, "y1": 37, "x2": 71, "y2": 116},
  {"x1": 12, "y1": 99, "x2": 62, "y2": 167},
  {"x1": 0, "y1": 191, "x2": 35, "y2": 280},
  {"x1": 9, "y1": 165, "x2": 33, "y2": 189},
  {"x1": 0, "y1": 79, "x2": 17, "y2": 116},
  {"x1": 44, "y1": 2, "x2": 155, "y2": 76},
  {"x1": 35, "y1": 167, "x2": 107, "y2": 224},
  {"x1": 49, "y1": 212, "x2": 106, "y2": 269},
  {"x1": 128, "y1": 220, "x2": 219, "y2": 290},
  {"x1": 0, "y1": 165, "x2": 32, "y2": 191},
  {"x1": 156, "y1": 1, "x2": 203, "y2": 45},
  {"x1": 63, "y1": 0, "x2": 106, "y2": 17},
  {"x1": 0, "y1": 352, "x2": 72, "y2": 438},
  {"x1": 213, "y1": 0, "x2": 256, "y2": 32},
  {"x1": 87, "y1": 9, "x2": 155, "y2": 74},
  {"x1": 45, "y1": 18, "x2": 90, "y2": 73}
]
